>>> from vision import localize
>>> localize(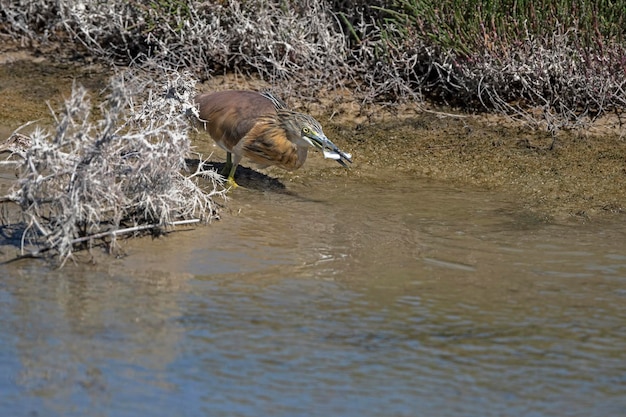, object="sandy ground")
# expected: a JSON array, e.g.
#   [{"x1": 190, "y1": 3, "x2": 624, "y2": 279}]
[{"x1": 1, "y1": 49, "x2": 625, "y2": 225}]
